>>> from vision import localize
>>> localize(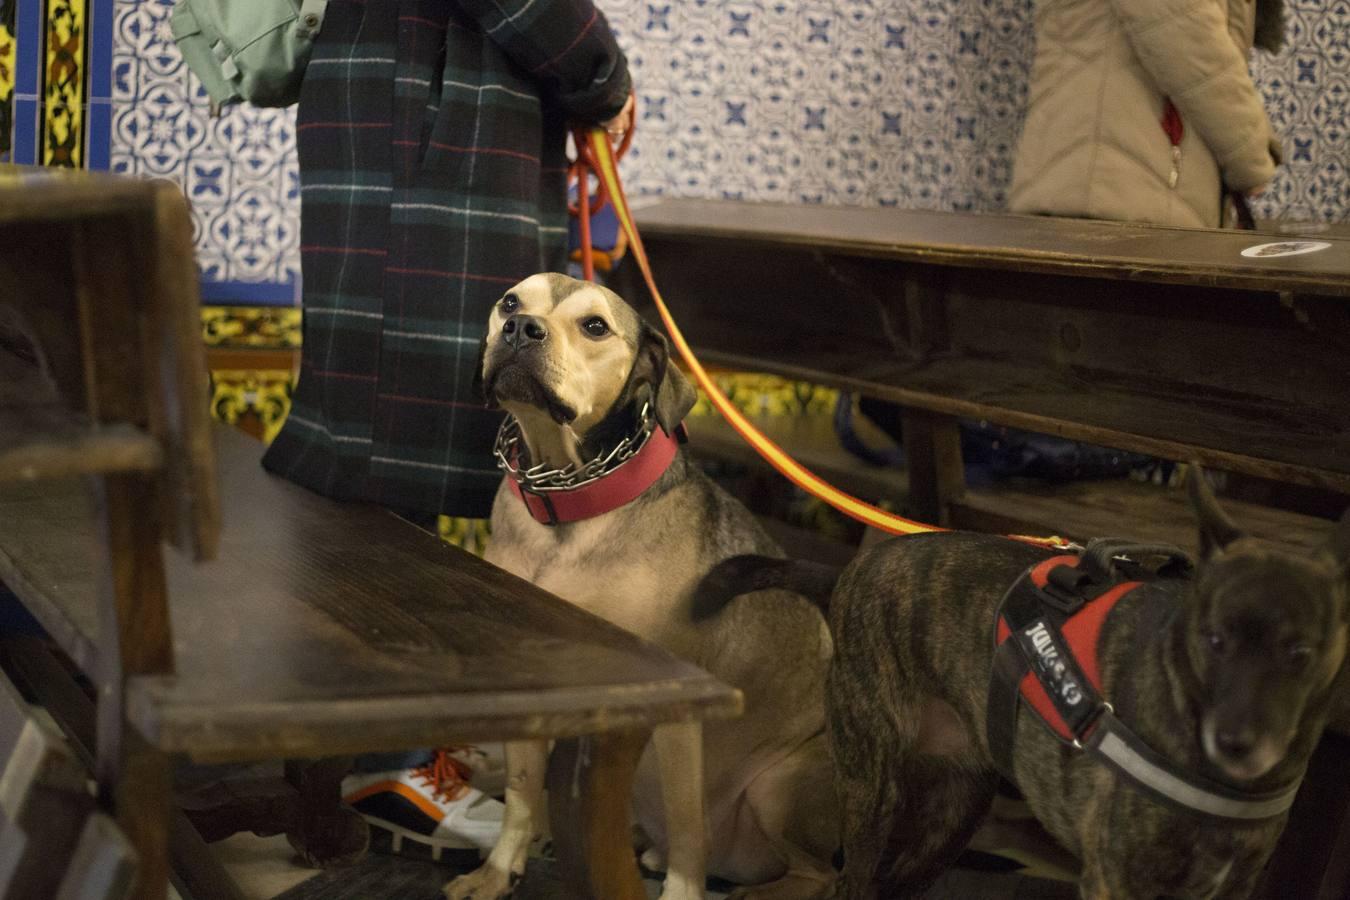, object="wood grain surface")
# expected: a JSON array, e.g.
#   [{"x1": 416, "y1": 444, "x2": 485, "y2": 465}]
[
  {"x1": 0, "y1": 425, "x2": 741, "y2": 763},
  {"x1": 631, "y1": 199, "x2": 1350, "y2": 294}
]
